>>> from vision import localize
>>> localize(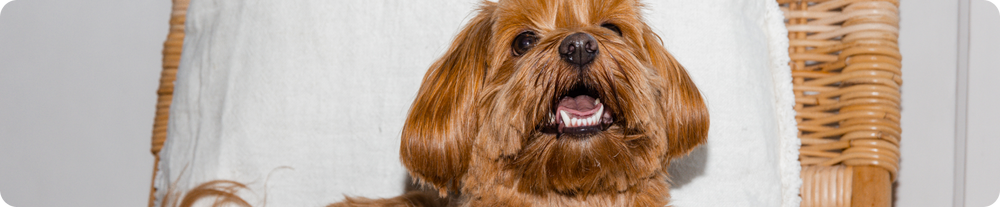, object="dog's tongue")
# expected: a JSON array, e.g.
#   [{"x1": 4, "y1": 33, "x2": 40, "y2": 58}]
[{"x1": 558, "y1": 95, "x2": 599, "y2": 116}]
